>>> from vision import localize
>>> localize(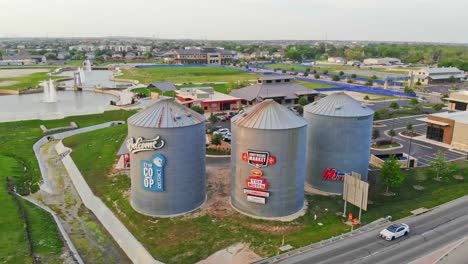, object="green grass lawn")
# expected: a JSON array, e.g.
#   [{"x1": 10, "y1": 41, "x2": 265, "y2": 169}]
[
  {"x1": 0, "y1": 155, "x2": 32, "y2": 263},
  {"x1": 296, "y1": 81, "x2": 337, "y2": 89},
  {"x1": 0, "y1": 110, "x2": 136, "y2": 263},
  {"x1": 132, "y1": 87, "x2": 176, "y2": 97},
  {"x1": 62, "y1": 124, "x2": 468, "y2": 263},
  {"x1": 120, "y1": 67, "x2": 255, "y2": 85},
  {"x1": 0, "y1": 71, "x2": 66, "y2": 91}
]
